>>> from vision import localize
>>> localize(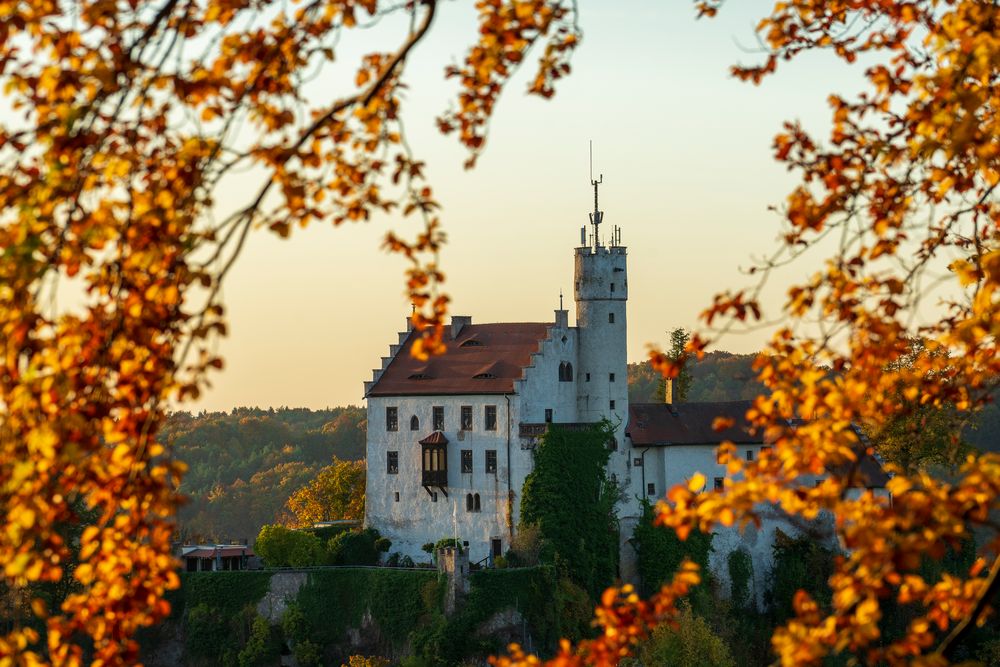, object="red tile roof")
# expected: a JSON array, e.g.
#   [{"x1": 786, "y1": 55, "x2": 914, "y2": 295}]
[
  {"x1": 183, "y1": 546, "x2": 253, "y2": 559},
  {"x1": 419, "y1": 431, "x2": 449, "y2": 445},
  {"x1": 626, "y1": 401, "x2": 889, "y2": 489},
  {"x1": 627, "y1": 401, "x2": 761, "y2": 445},
  {"x1": 366, "y1": 323, "x2": 550, "y2": 397}
]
